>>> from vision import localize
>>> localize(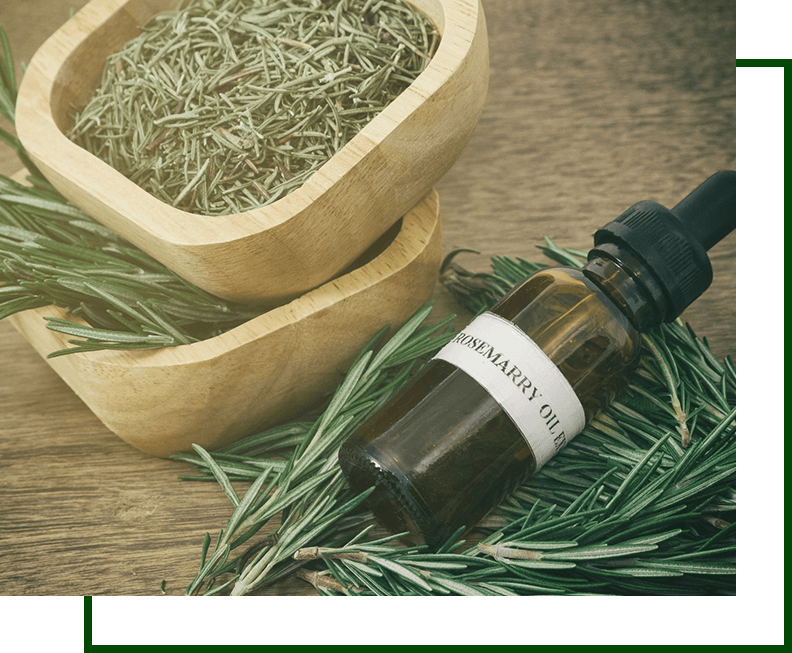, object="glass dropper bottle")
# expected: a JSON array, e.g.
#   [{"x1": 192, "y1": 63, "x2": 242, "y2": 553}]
[{"x1": 339, "y1": 171, "x2": 736, "y2": 548}]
